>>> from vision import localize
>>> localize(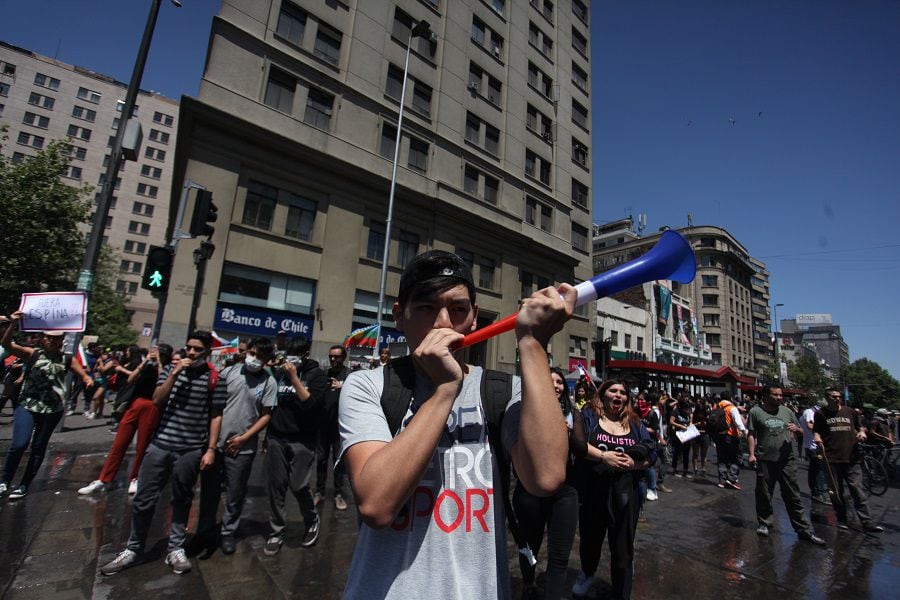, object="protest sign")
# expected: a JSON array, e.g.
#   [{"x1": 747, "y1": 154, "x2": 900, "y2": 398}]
[
  {"x1": 676, "y1": 424, "x2": 700, "y2": 444},
  {"x1": 18, "y1": 292, "x2": 88, "y2": 332}
]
